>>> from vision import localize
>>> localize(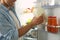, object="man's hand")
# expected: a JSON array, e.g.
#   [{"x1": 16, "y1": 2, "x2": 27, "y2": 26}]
[{"x1": 31, "y1": 14, "x2": 44, "y2": 26}]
